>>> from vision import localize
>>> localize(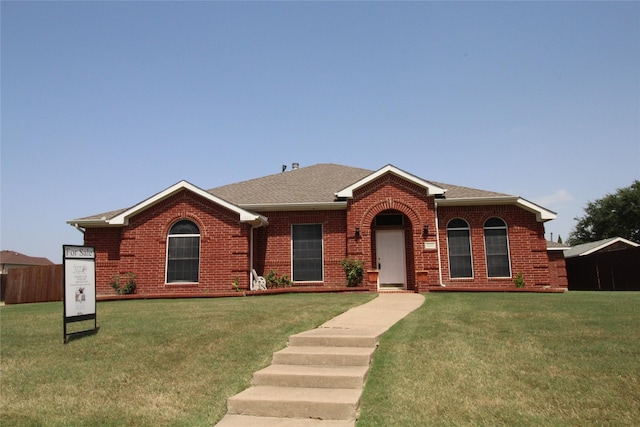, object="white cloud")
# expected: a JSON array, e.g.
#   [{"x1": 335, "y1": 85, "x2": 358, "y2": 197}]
[{"x1": 533, "y1": 189, "x2": 574, "y2": 207}]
